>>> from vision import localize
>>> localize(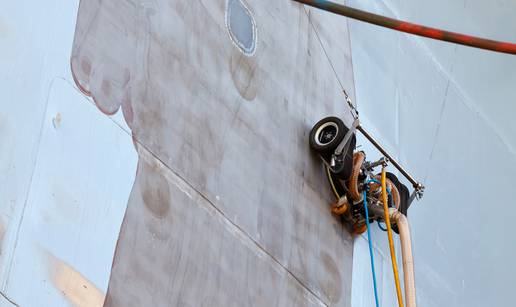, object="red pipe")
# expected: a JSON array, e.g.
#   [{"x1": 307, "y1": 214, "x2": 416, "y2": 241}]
[{"x1": 294, "y1": 0, "x2": 516, "y2": 55}]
